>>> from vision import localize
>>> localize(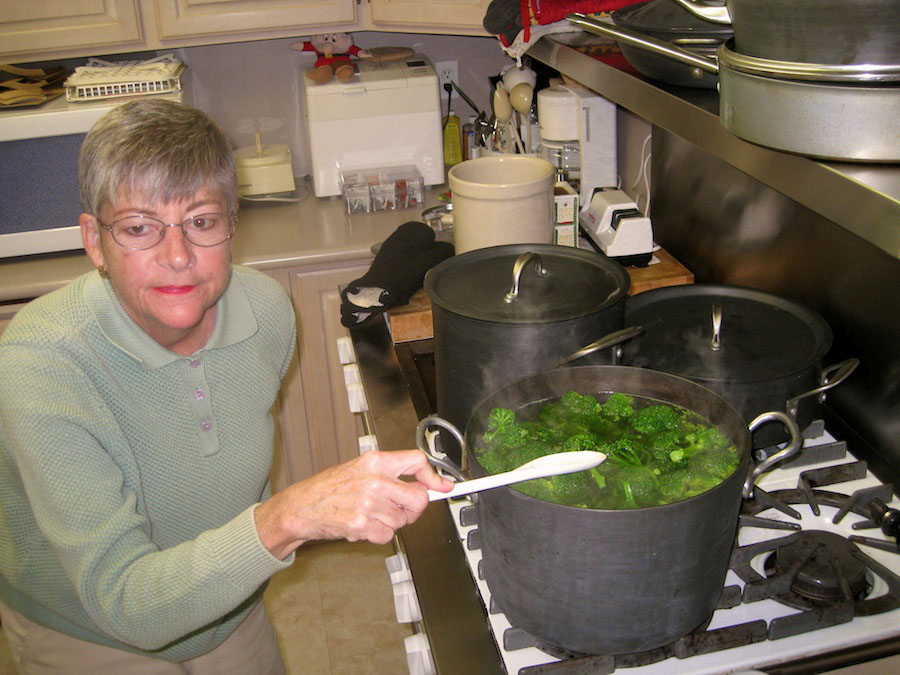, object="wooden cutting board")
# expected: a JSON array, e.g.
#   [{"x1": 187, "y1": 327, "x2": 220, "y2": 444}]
[{"x1": 386, "y1": 247, "x2": 693, "y2": 343}]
